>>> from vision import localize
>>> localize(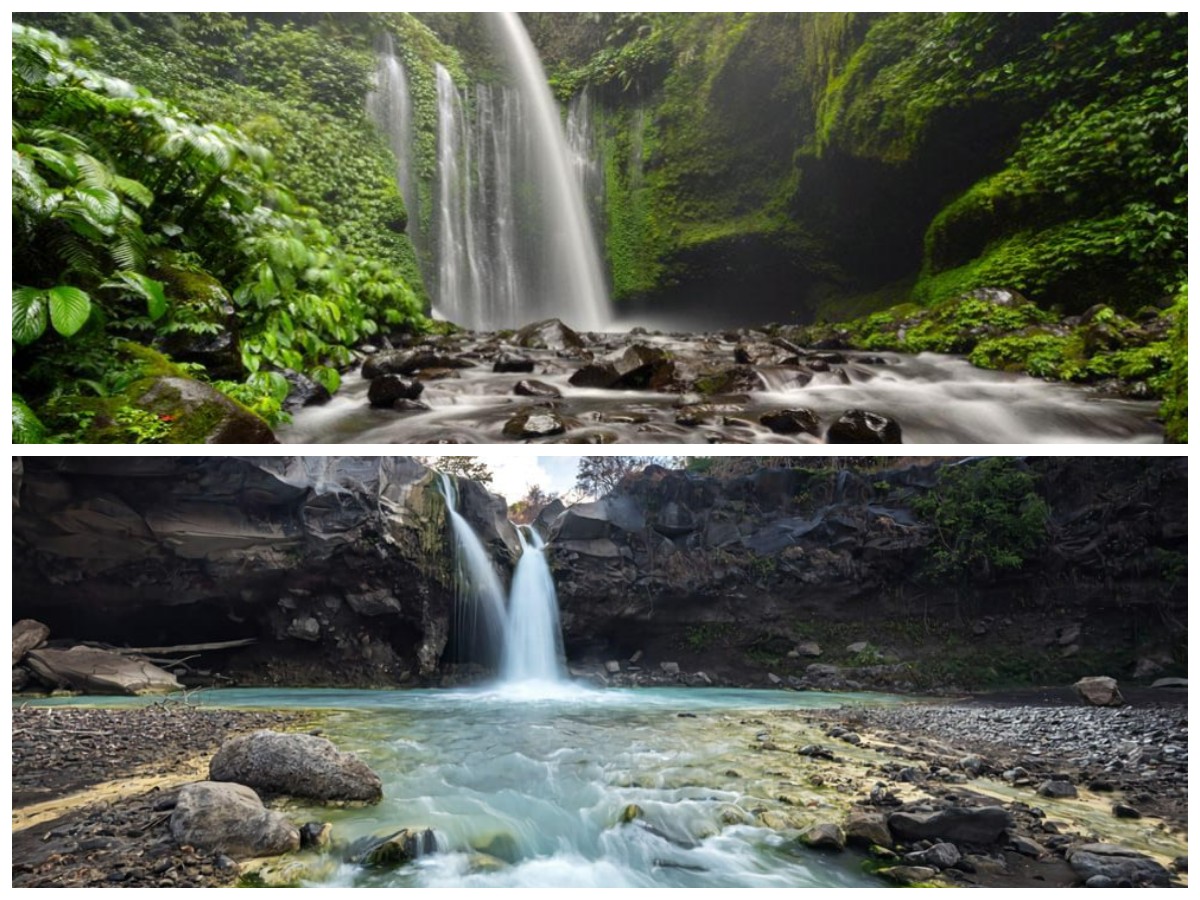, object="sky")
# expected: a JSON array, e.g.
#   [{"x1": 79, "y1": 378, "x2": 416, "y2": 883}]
[{"x1": 462, "y1": 456, "x2": 582, "y2": 505}]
